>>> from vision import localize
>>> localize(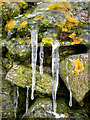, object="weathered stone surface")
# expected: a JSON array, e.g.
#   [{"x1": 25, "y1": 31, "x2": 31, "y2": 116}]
[
  {"x1": 2, "y1": 57, "x2": 13, "y2": 78},
  {"x1": 5, "y1": 64, "x2": 52, "y2": 95},
  {"x1": 6, "y1": 37, "x2": 31, "y2": 61},
  {"x1": 42, "y1": 30, "x2": 88, "y2": 46},
  {"x1": 0, "y1": 79, "x2": 14, "y2": 119},
  {"x1": 2, "y1": 3, "x2": 20, "y2": 21},
  {"x1": 2, "y1": 2, "x2": 28, "y2": 21},
  {"x1": 22, "y1": 97, "x2": 88, "y2": 119},
  {"x1": 3, "y1": 2, "x2": 89, "y2": 46},
  {"x1": 60, "y1": 53, "x2": 89, "y2": 103},
  {"x1": 79, "y1": 32, "x2": 89, "y2": 45},
  {"x1": 4, "y1": 2, "x2": 68, "y2": 35}
]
